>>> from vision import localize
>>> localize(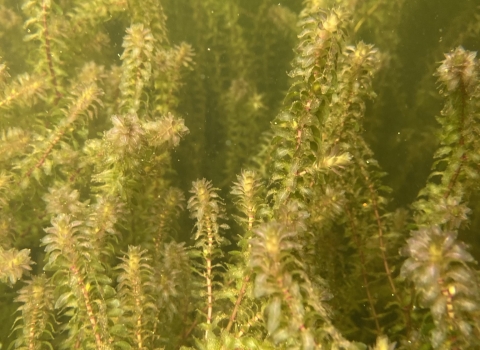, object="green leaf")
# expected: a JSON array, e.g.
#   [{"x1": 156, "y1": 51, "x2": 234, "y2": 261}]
[
  {"x1": 114, "y1": 340, "x2": 132, "y2": 350},
  {"x1": 55, "y1": 291, "x2": 73, "y2": 309},
  {"x1": 110, "y1": 323, "x2": 128, "y2": 335},
  {"x1": 266, "y1": 297, "x2": 281, "y2": 334}
]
